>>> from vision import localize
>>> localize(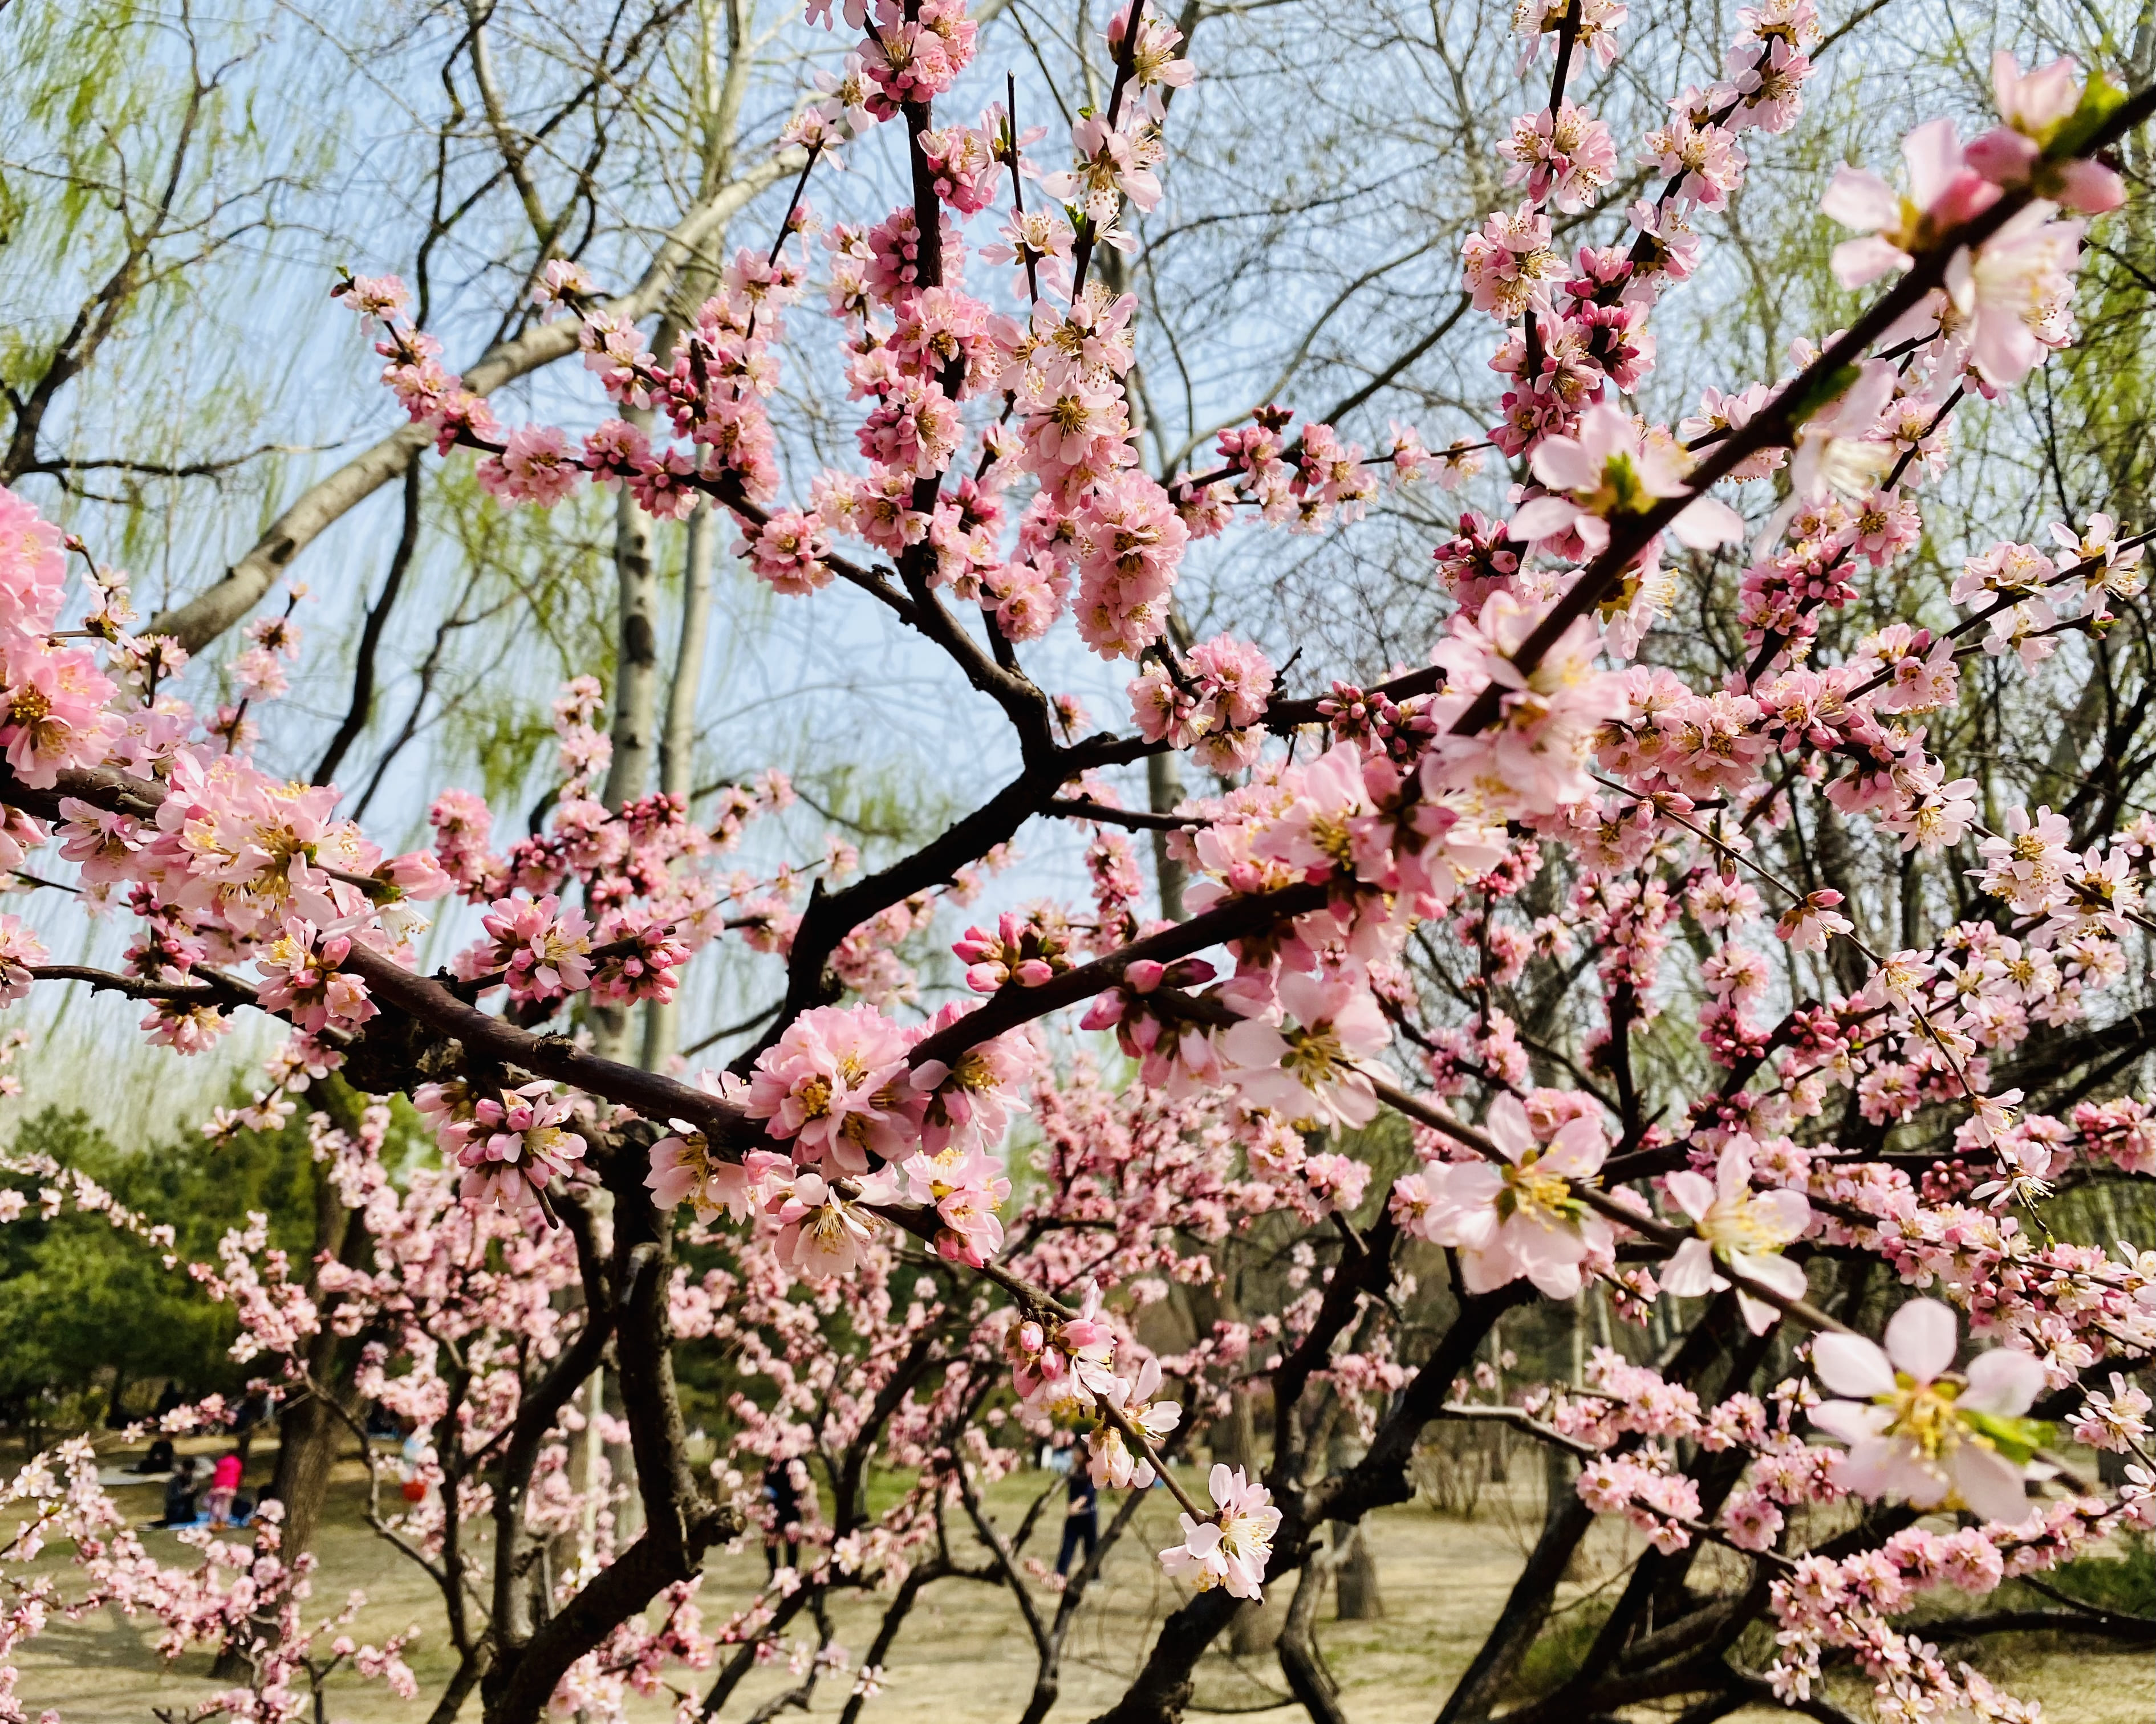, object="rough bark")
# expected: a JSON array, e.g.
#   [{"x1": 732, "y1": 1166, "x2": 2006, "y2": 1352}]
[{"x1": 485, "y1": 1136, "x2": 739, "y2": 1724}]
